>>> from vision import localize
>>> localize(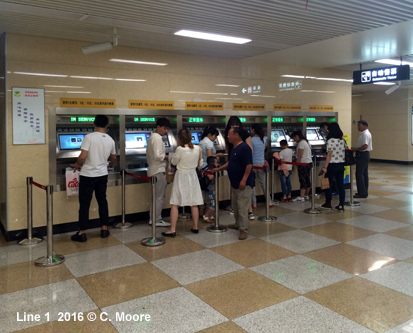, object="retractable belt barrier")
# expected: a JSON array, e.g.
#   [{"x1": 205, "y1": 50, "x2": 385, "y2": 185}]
[
  {"x1": 18, "y1": 177, "x2": 43, "y2": 246},
  {"x1": 304, "y1": 156, "x2": 322, "y2": 214},
  {"x1": 253, "y1": 165, "x2": 277, "y2": 222},
  {"x1": 121, "y1": 170, "x2": 165, "y2": 246},
  {"x1": 345, "y1": 162, "x2": 361, "y2": 207},
  {"x1": 25, "y1": 178, "x2": 65, "y2": 266},
  {"x1": 203, "y1": 170, "x2": 227, "y2": 233}
]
